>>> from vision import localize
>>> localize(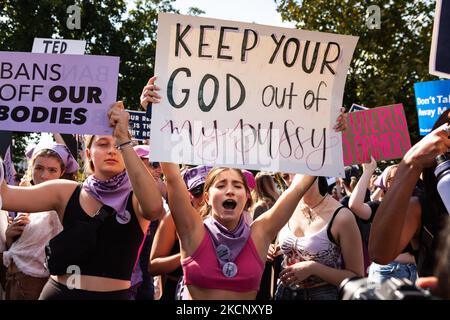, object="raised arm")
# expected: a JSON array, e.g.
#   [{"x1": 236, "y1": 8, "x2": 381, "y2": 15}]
[
  {"x1": 369, "y1": 123, "x2": 450, "y2": 264},
  {"x1": 253, "y1": 107, "x2": 348, "y2": 243},
  {"x1": 160, "y1": 162, "x2": 204, "y2": 254},
  {"x1": 253, "y1": 174, "x2": 316, "y2": 244},
  {"x1": 108, "y1": 102, "x2": 163, "y2": 221},
  {"x1": 348, "y1": 157, "x2": 377, "y2": 220},
  {"x1": 1, "y1": 179, "x2": 76, "y2": 218}
]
